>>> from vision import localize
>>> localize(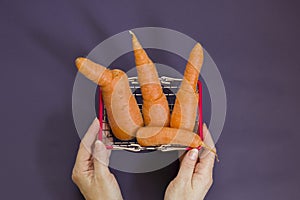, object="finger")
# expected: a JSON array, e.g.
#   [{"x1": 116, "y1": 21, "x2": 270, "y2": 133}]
[
  {"x1": 199, "y1": 124, "x2": 216, "y2": 169},
  {"x1": 193, "y1": 125, "x2": 216, "y2": 183},
  {"x1": 81, "y1": 118, "x2": 100, "y2": 150},
  {"x1": 74, "y1": 118, "x2": 99, "y2": 171},
  {"x1": 93, "y1": 140, "x2": 111, "y2": 177},
  {"x1": 194, "y1": 149, "x2": 215, "y2": 177},
  {"x1": 199, "y1": 123, "x2": 216, "y2": 159},
  {"x1": 177, "y1": 148, "x2": 199, "y2": 182},
  {"x1": 192, "y1": 150, "x2": 215, "y2": 188}
]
